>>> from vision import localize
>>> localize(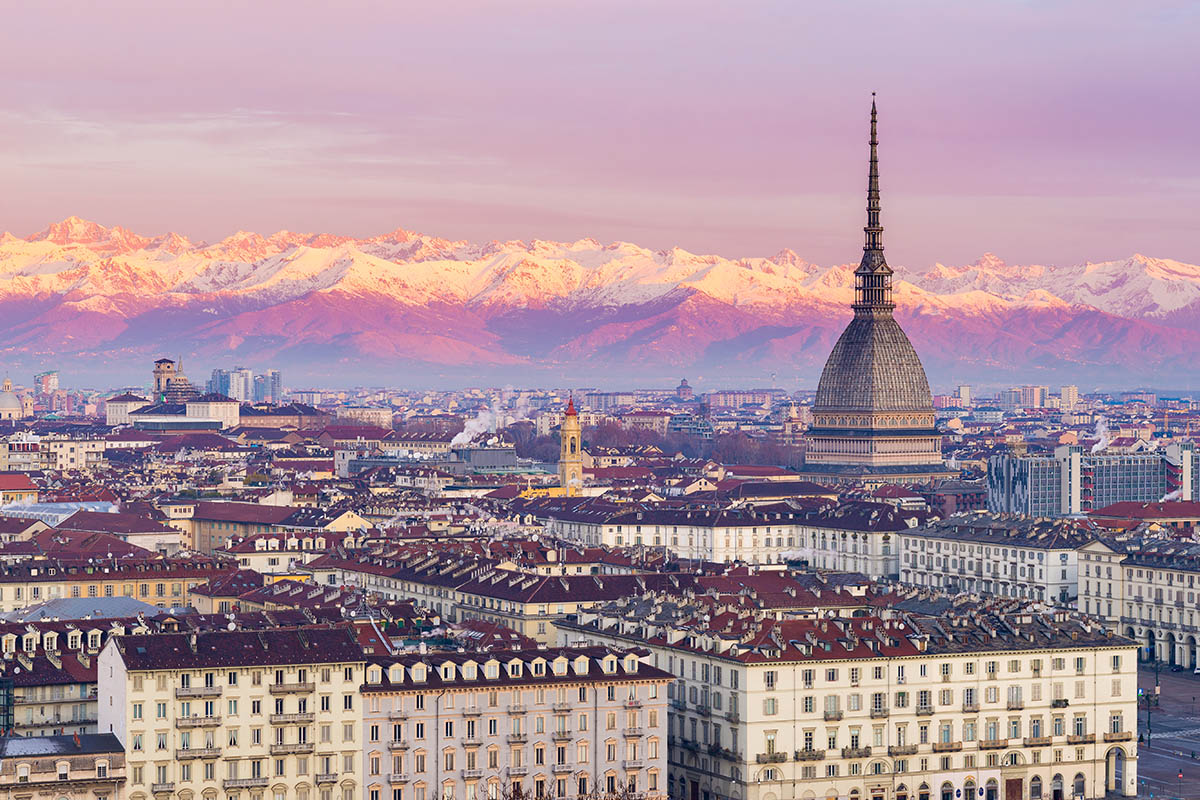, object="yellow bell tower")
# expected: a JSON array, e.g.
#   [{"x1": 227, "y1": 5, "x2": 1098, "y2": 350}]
[{"x1": 558, "y1": 396, "x2": 583, "y2": 495}]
